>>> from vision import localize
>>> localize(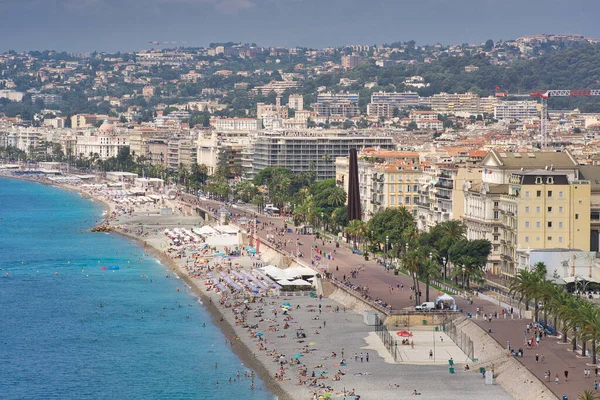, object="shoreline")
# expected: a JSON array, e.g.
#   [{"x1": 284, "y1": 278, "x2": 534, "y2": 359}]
[
  {"x1": 113, "y1": 228, "x2": 291, "y2": 400},
  {"x1": 1, "y1": 174, "x2": 288, "y2": 400}
]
